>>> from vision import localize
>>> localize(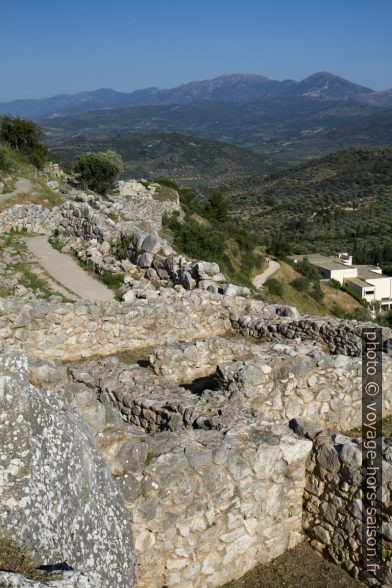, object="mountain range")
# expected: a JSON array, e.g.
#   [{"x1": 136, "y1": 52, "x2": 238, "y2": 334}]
[{"x1": 1, "y1": 72, "x2": 391, "y2": 120}]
